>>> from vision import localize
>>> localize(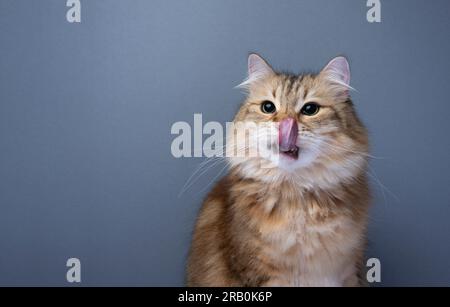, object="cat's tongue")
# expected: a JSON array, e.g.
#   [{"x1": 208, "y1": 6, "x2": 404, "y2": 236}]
[{"x1": 279, "y1": 118, "x2": 299, "y2": 154}]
